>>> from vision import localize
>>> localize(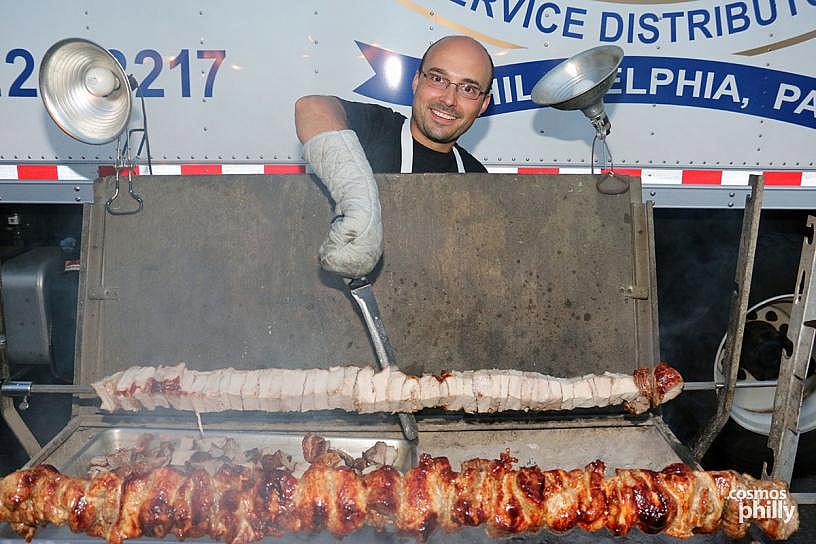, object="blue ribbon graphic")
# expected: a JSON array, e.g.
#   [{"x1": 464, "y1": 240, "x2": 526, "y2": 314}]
[{"x1": 353, "y1": 42, "x2": 816, "y2": 130}]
